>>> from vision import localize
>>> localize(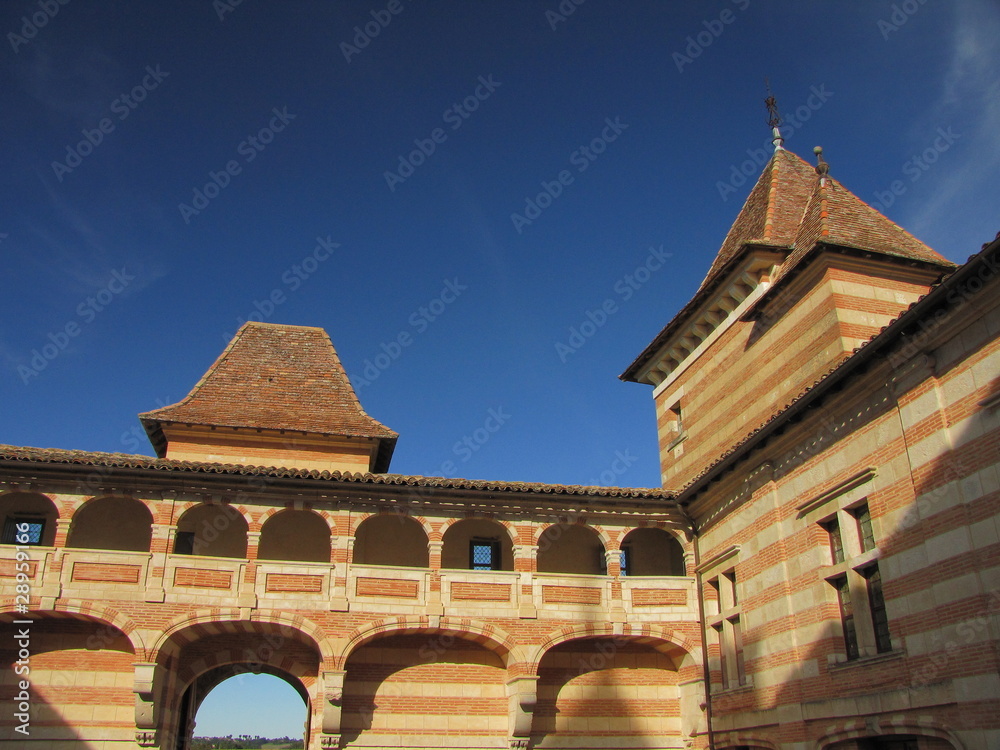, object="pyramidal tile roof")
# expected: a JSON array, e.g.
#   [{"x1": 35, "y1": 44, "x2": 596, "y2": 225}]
[
  {"x1": 698, "y1": 148, "x2": 818, "y2": 289},
  {"x1": 622, "y1": 146, "x2": 955, "y2": 383},
  {"x1": 699, "y1": 148, "x2": 953, "y2": 292},
  {"x1": 140, "y1": 322, "x2": 397, "y2": 450}
]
